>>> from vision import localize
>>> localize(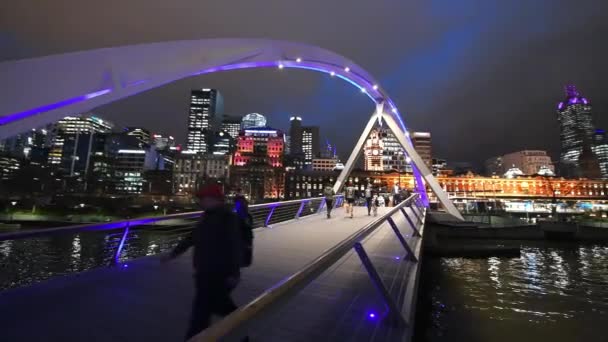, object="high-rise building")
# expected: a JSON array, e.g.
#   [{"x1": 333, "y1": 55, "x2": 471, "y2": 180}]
[
  {"x1": 578, "y1": 139, "x2": 602, "y2": 179},
  {"x1": 379, "y1": 129, "x2": 407, "y2": 172},
  {"x1": 593, "y1": 129, "x2": 608, "y2": 178},
  {"x1": 302, "y1": 126, "x2": 319, "y2": 167},
  {"x1": 289, "y1": 116, "x2": 303, "y2": 155},
  {"x1": 411, "y1": 132, "x2": 432, "y2": 168},
  {"x1": 186, "y1": 89, "x2": 223, "y2": 153},
  {"x1": 211, "y1": 131, "x2": 235, "y2": 156},
  {"x1": 557, "y1": 85, "x2": 595, "y2": 171},
  {"x1": 221, "y1": 116, "x2": 242, "y2": 139},
  {"x1": 125, "y1": 127, "x2": 151, "y2": 145},
  {"x1": 241, "y1": 113, "x2": 267, "y2": 130},
  {"x1": 1, "y1": 127, "x2": 49, "y2": 159},
  {"x1": 363, "y1": 129, "x2": 428, "y2": 172},
  {"x1": 113, "y1": 149, "x2": 147, "y2": 194},
  {"x1": 284, "y1": 135, "x2": 291, "y2": 155},
  {"x1": 0, "y1": 155, "x2": 20, "y2": 181},
  {"x1": 48, "y1": 115, "x2": 114, "y2": 165}
]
